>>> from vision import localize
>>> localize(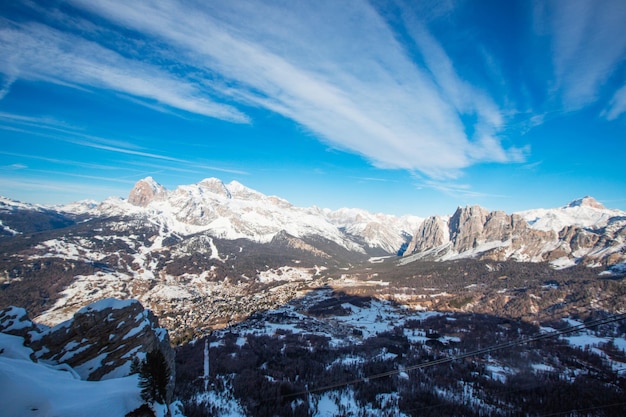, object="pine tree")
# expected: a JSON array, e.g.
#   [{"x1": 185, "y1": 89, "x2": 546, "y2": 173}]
[{"x1": 138, "y1": 349, "x2": 170, "y2": 405}]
